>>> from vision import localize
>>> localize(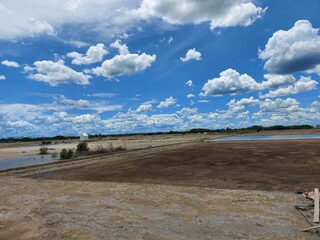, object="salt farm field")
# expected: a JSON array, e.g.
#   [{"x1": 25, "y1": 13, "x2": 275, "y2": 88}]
[{"x1": 1, "y1": 129, "x2": 320, "y2": 239}]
